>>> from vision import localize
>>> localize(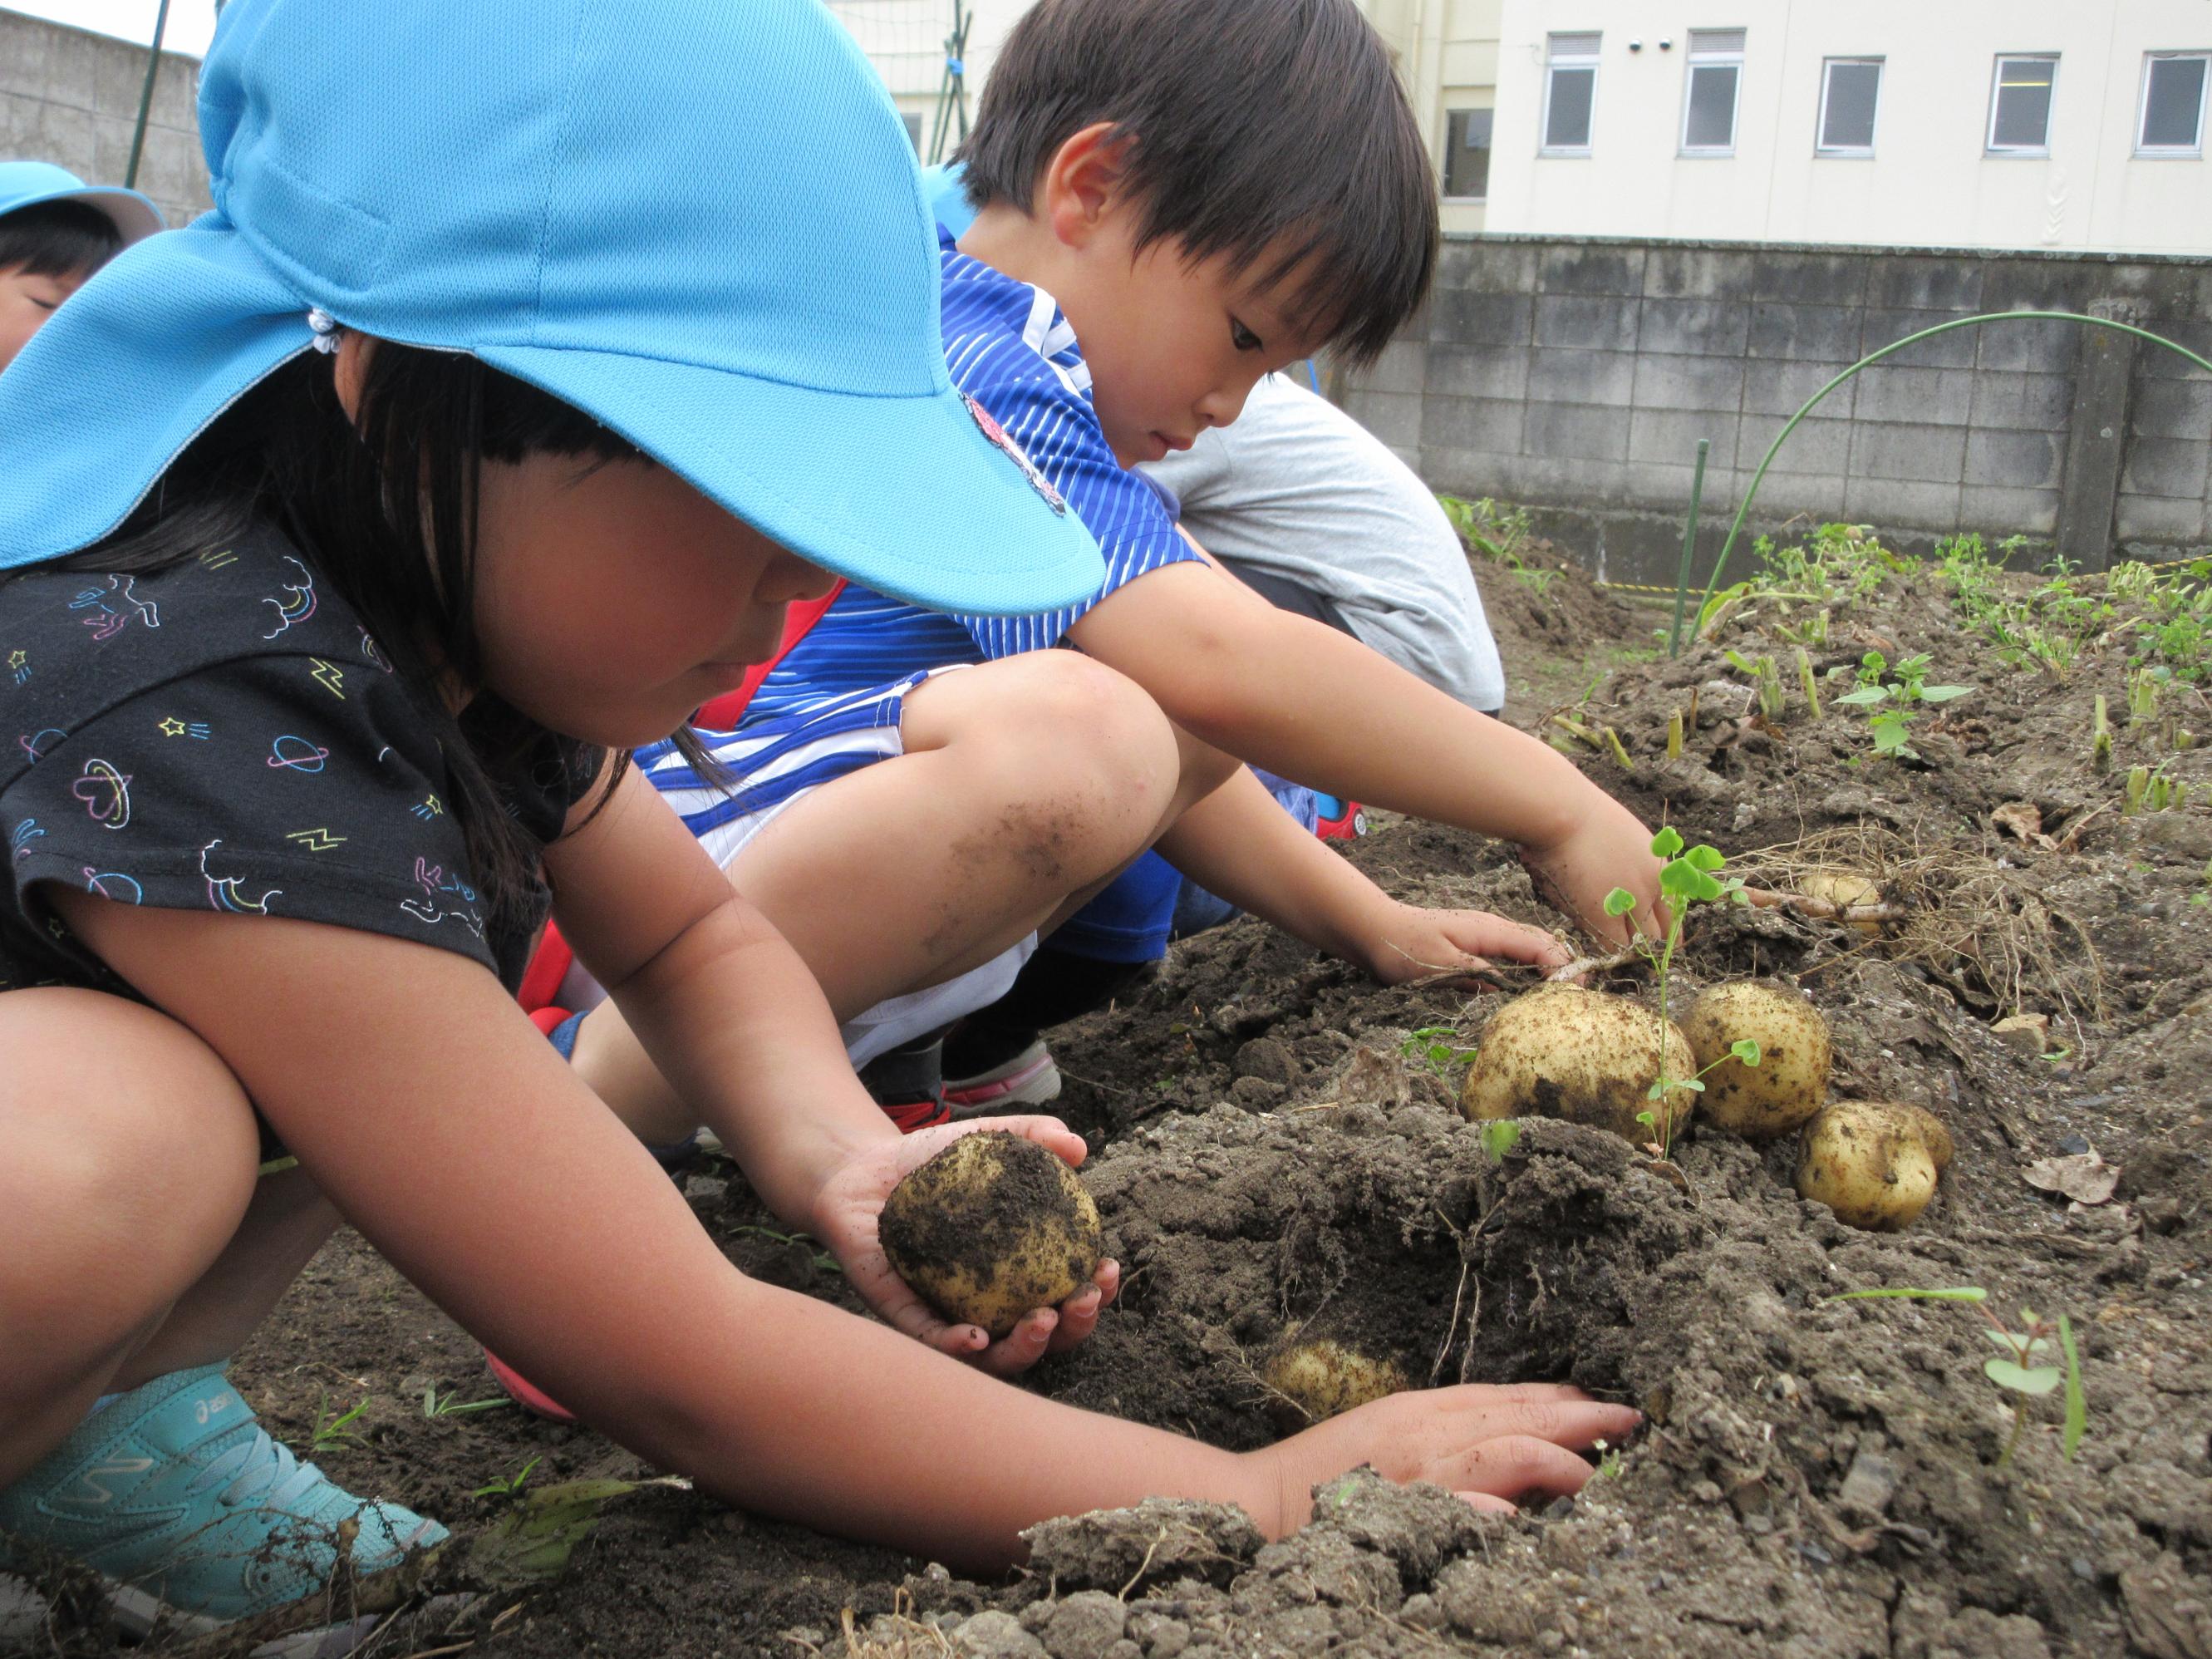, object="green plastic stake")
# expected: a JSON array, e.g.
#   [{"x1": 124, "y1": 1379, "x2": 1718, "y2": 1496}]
[{"x1": 1667, "y1": 437, "x2": 1712, "y2": 657}]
